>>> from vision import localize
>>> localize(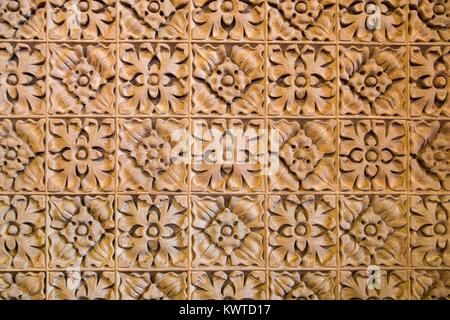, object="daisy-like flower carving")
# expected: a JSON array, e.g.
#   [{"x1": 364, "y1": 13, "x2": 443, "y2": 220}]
[
  {"x1": 411, "y1": 196, "x2": 449, "y2": 267},
  {"x1": 49, "y1": 272, "x2": 115, "y2": 300},
  {"x1": 0, "y1": 0, "x2": 45, "y2": 39},
  {"x1": 192, "y1": 196, "x2": 264, "y2": 267},
  {"x1": 340, "y1": 195, "x2": 407, "y2": 267},
  {"x1": 48, "y1": 196, "x2": 115, "y2": 268},
  {"x1": 192, "y1": 44, "x2": 264, "y2": 116},
  {"x1": 340, "y1": 120, "x2": 407, "y2": 191},
  {"x1": 268, "y1": 195, "x2": 337, "y2": 268},
  {"x1": 0, "y1": 272, "x2": 45, "y2": 300},
  {"x1": 339, "y1": 0, "x2": 407, "y2": 42},
  {"x1": 192, "y1": 0, "x2": 264, "y2": 40},
  {"x1": 48, "y1": 119, "x2": 115, "y2": 192},
  {"x1": 340, "y1": 270, "x2": 408, "y2": 300},
  {"x1": 0, "y1": 44, "x2": 45, "y2": 115},
  {"x1": 268, "y1": 0, "x2": 336, "y2": 40},
  {"x1": 269, "y1": 120, "x2": 336, "y2": 191},
  {"x1": 340, "y1": 46, "x2": 406, "y2": 116},
  {"x1": 0, "y1": 119, "x2": 45, "y2": 192},
  {"x1": 49, "y1": 44, "x2": 115, "y2": 115},
  {"x1": 0, "y1": 196, "x2": 45, "y2": 269},
  {"x1": 120, "y1": 0, "x2": 188, "y2": 39},
  {"x1": 117, "y1": 195, "x2": 188, "y2": 268},
  {"x1": 410, "y1": 0, "x2": 450, "y2": 42},
  {"x1": 119, "y1": 272, "x2": 188, "y2": 300},
  {"x1": 118, "y1": 118, "x2": 188, "y2": 192},
  {"x1": 119, "y1": 44, "x2": 188, "y2": 115},
  {"x1": 192, "y1": 271, "x2": 266, "y2": 300},
  {"x1": 268, "y1": 45, "x2": 336, "y2": 116},
  {"x1": 410, "y1": 121, "x2": 450, "y2": 191},
  {"x1": 49, "y1": 0, "x2": 116, "y2": 40},
  {"x1": 270, "y1": 271, "x2": 337, "y2": 300},
  {"x1": 191, "y1": 119, "x2": 265, "y2": 192},
  {"x1": 410, "y1": 46, "x2": 450, "y2": 117}
]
